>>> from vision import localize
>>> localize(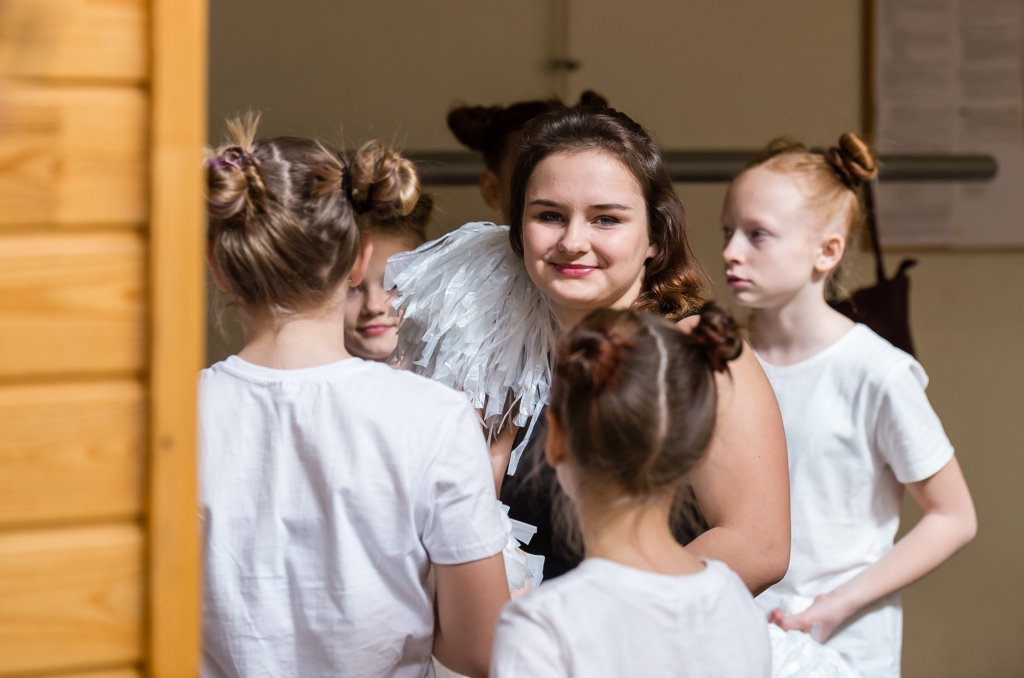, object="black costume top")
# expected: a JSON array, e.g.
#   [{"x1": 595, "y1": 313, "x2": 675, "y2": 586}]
[{"x1": 500, "y1": 310, "x2": 708, "y2": 580}]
